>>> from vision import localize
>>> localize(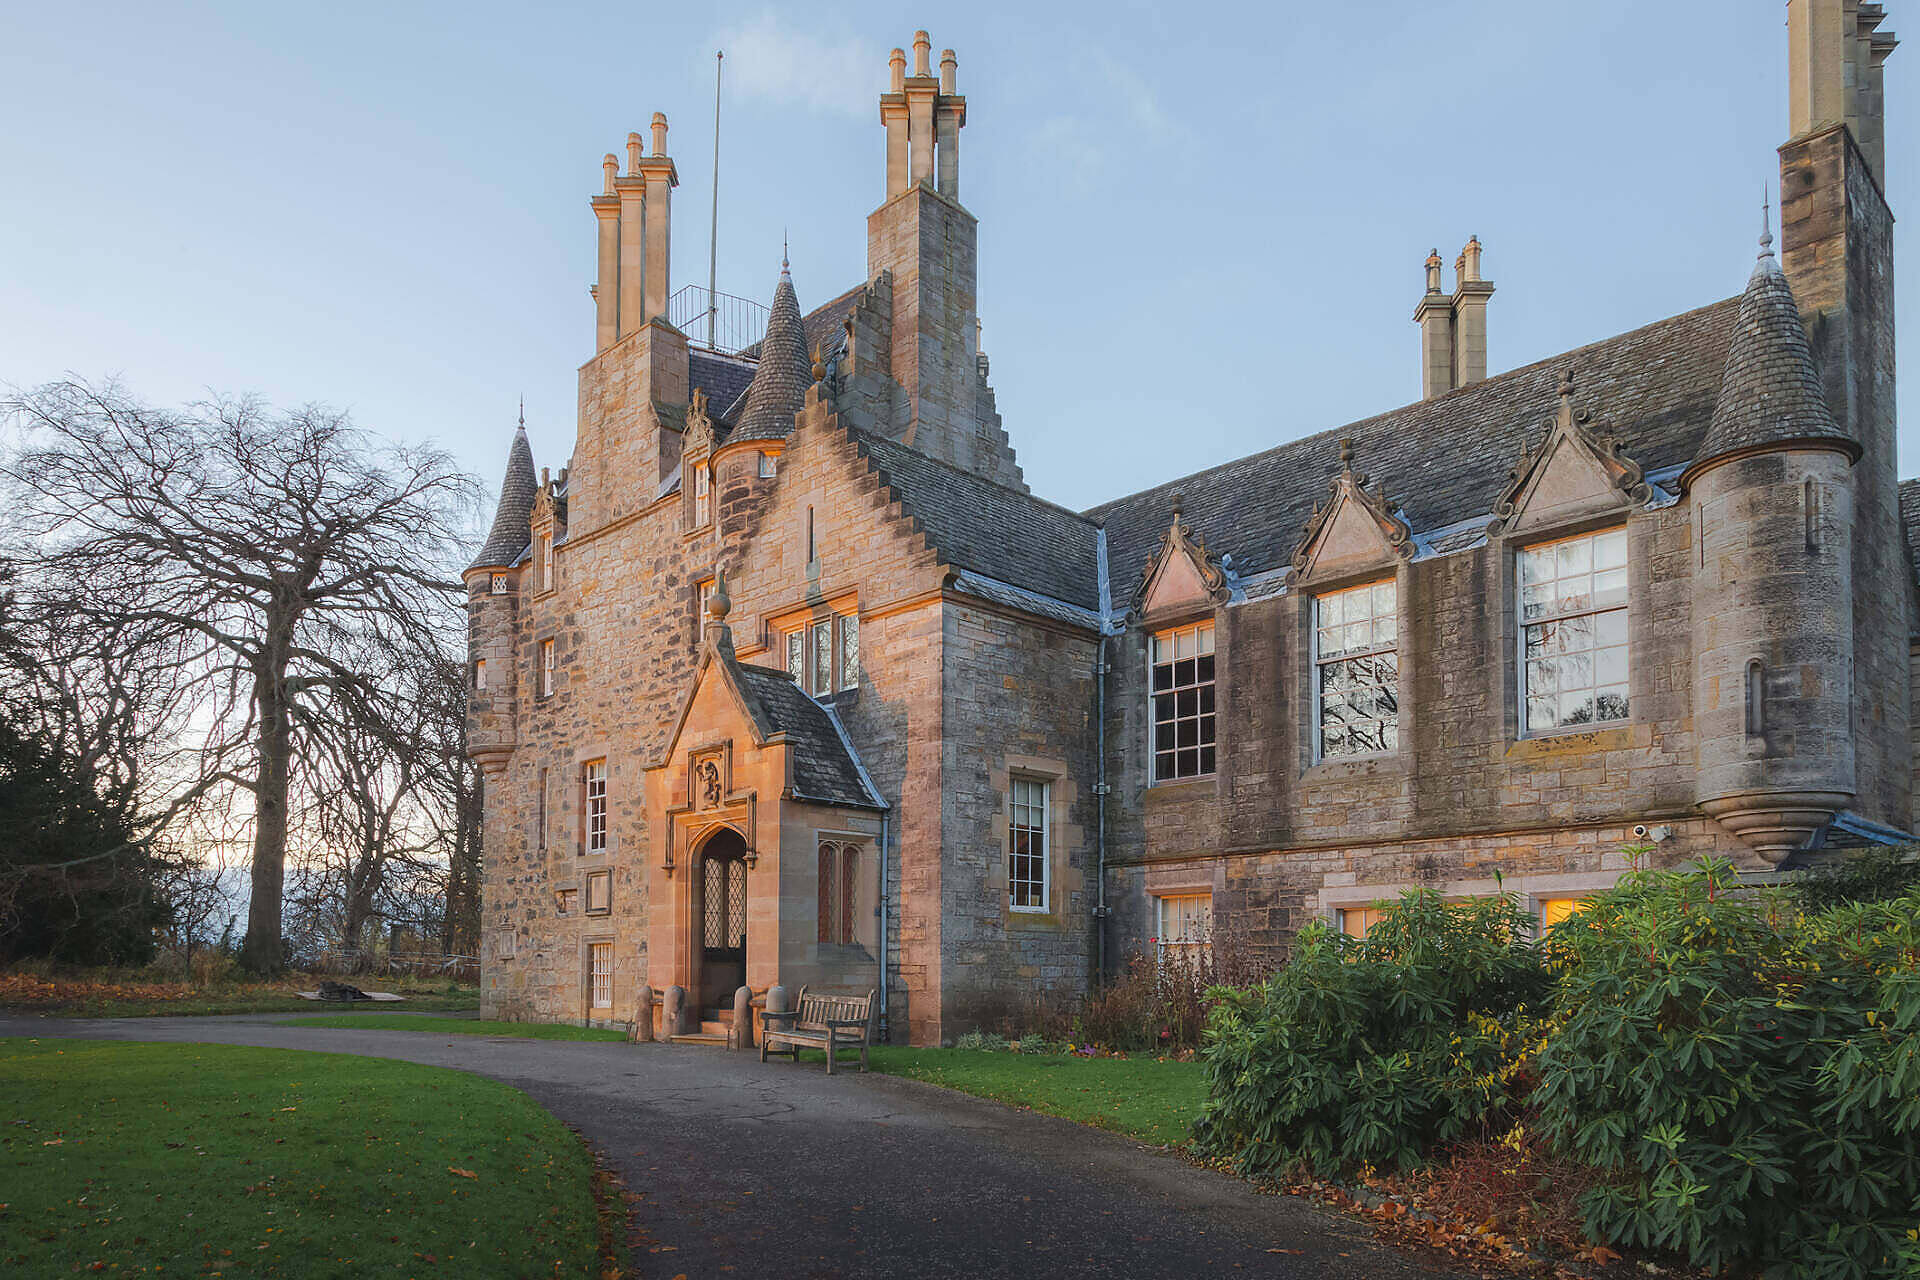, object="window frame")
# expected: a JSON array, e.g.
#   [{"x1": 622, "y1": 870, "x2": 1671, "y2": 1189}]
[
  {"x1": 697, "y1": 577, "x2": 715, "y2": 635},
  {"x1": 537, "y1": 533, "x2": 554, "y2": 593},
  {"x1": 489, "y1": 573, "x2": 508, "y2": 595},
  {"x1": 1007, "y1": 776, "x2": 1051, "y2": 913},
  {"x1": 1154, "y1": 893, "x2": 1212, "y2": 964},
  {"x1": 692, "y1": 463, "x2": 712, "y2": 528},
  {"x1": 582, "y1": 758, "x2": 608, "y2": 855},
  {"x1": 780, "y1": 608, "x2": 860, "y2": 697},
  {"x1": 1516, "y1": 526, "x2": 1630, "y2": 737},
  {"x1": 584, "y1": 869, "x2": 611, "y2": 915},
  {"x1": 1310, "y1": 578, "x2": 1400, "y2": 763},
  {"x1": 473, "y1": 658, "x2": 487, "y2": 692},
  {"x1": 587, "y1": 941, "x2": 613, "y2": 1010},
  {"x1": 539, "y1": 638, "x2": 555, "y2": 698},
  {"x1": 1149, "y1": 619, "x2": 1218, "y2": 784}
]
